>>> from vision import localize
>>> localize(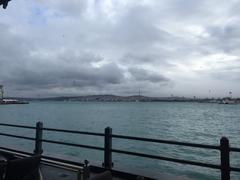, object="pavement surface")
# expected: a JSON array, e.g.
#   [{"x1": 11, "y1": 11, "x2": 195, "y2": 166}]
[{"x1": 40, "y1": 164, "x2": 191, "y2": 180}]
